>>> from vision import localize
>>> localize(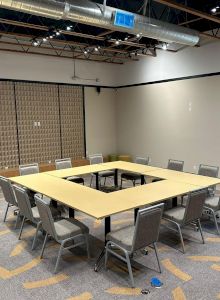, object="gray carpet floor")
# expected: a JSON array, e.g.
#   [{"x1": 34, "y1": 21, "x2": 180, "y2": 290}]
[{"x1": 0, "y1": 176, "x2": 220, "y2": 300}]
